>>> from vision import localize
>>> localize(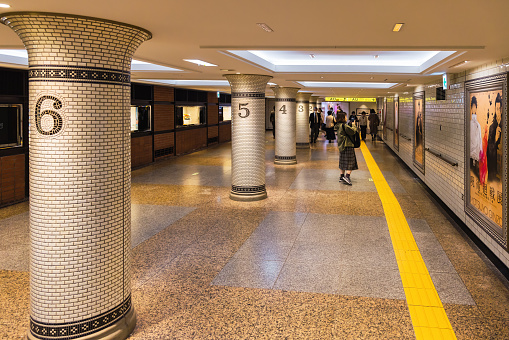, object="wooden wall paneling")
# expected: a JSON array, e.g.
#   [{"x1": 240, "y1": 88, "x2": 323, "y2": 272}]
[
  {"x1": 219, "y1": 123, "x2": 232, "y2": 143},
  {"x1": 0, "y1": 154, "x2": 25, "y2": 205},
  {"x1": 208, "y1": 126, "x2": 219, "y2": 145},
  {"x1": 153, "y1": 85, "x2": 174, "y2": 102},
  {"x1": 154, "y1": 104, "x2": 174, "y2": 132},
  {"x1": 207, "y1": 91, "x2": 218, "y2": 103},
  {"x1": 207, "y1": 104, "x2": 219, "y2": 125},
  {"x1": 176, "y1": 128, "x2": 207, "y2": 155},
  {"x1": 131, "y1": 136, "x2": 153, "y2": 168},
  {"x1": 154, "y1": 132, "x2": 175, "y2": 159}
]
